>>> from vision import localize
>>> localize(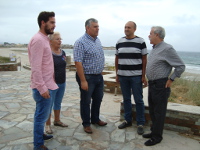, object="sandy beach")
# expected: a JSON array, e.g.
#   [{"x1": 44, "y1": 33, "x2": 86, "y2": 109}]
[{"x1": 0, "y1": 48, "x2": 30, "y2": 67}]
